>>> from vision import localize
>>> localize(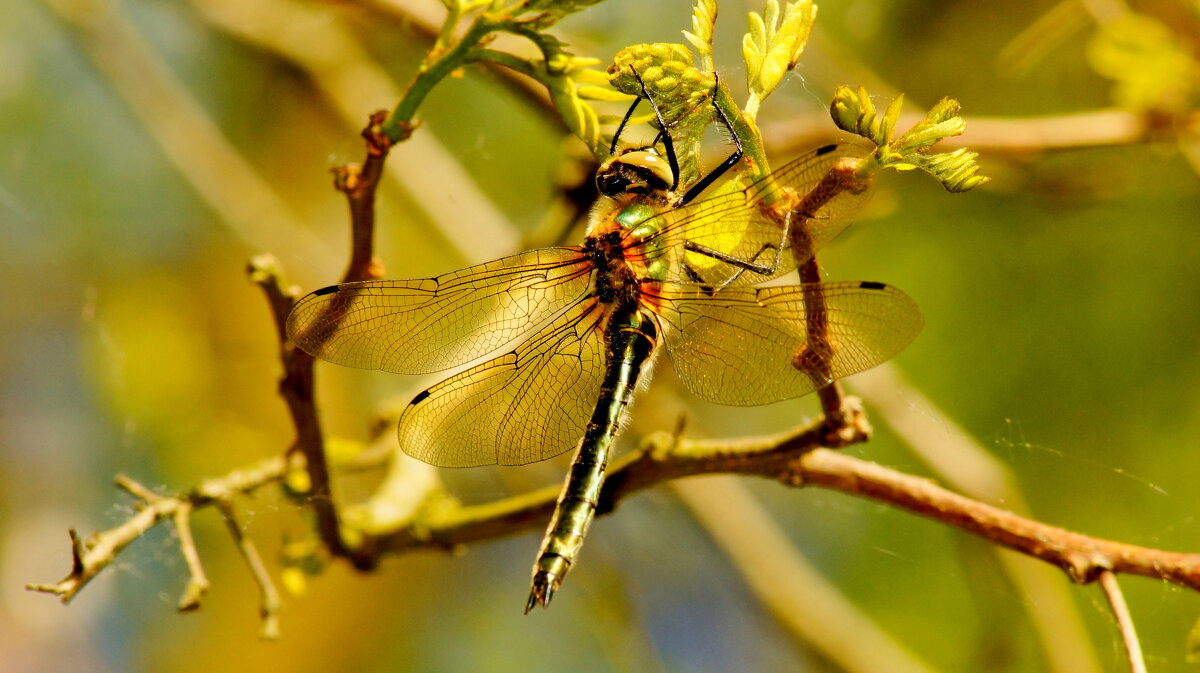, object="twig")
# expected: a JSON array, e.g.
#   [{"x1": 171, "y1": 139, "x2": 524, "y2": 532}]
[
  {"x1": 31, "y1": 393, "x2": 1200, "y2": 626},
  {"x1": 115, "y1": 474, "x2": 162, "y2": 503},
  {"x1": 215, "y1": 499, "x2": 282, "y2": 640},
  {"x1": 245, "y1": 104, "x2": 399, "y2": 569},
  {"x1": 332, "y1": 109, "x2": 392, "y2": 284},
  {"x1": 26, "y1": 458, "x2": 287, "y2": 604},
  {"x1": 246, "y1": 255, "x2": 352, "y2": 564},
  {"x1": 353, "y1": 0, "x2": 560, "y2": 126},
  {"x1": 1099, "y1": 570, "x2": 1148, "y2": 673},
  {"x1": 354, "y1": 402, "x2": 1200, "y2": 597},
  {"x1": 788, "y1": 156, "x2": 880, "y2": 430},
  {"x1": 172, "y1": 503, "x2": 209, "y2": 612}
]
